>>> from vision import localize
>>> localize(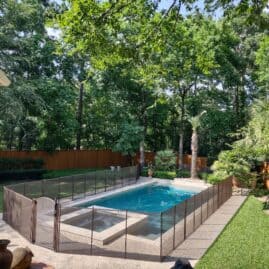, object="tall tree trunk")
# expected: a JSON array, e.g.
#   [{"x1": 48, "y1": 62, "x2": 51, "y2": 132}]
[
  {"x1": 191, "y1": 129, "x2": 198, "y2": 179},
  {"x1": 76, "y1": 82, "x2": 84, "y2": 150},
  {"x1": 178, "y1": 94, "x2": 185, "y2": 169}
]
